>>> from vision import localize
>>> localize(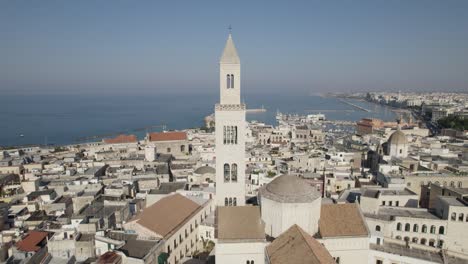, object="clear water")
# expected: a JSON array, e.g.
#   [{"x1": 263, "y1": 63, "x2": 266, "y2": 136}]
[{"x1": 0, "y1": 93, "x2": 396, "y2": 147}]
